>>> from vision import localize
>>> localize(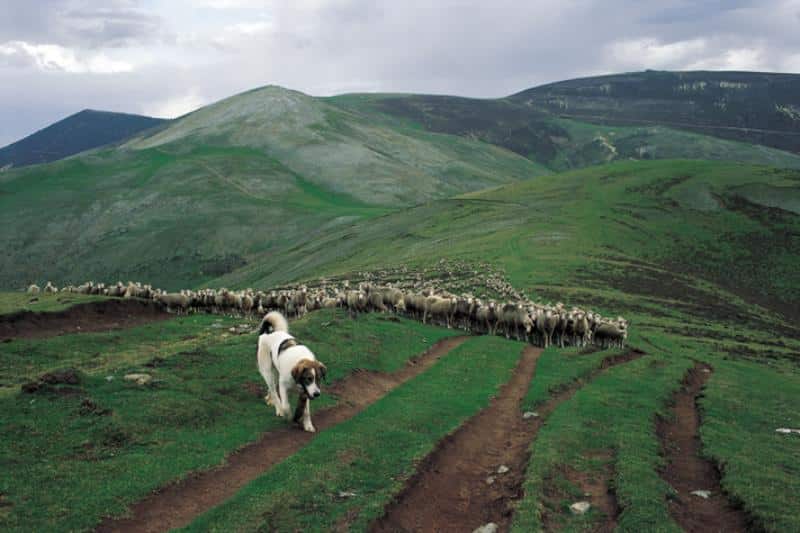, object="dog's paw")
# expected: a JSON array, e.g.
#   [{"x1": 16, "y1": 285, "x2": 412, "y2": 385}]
[
  {"x1": 264, "y1": 395, "x2": 272, "y2": 406},
  {"x1": 303, "y1": 423, "x2": 316, "y2": 433}
]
